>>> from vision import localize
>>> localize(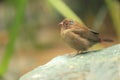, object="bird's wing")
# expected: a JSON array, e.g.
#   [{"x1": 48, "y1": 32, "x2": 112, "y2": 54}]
[
  {"x1": 71, "y1": 29, "x2": 100, "y2": 42},
  {"x1": 88, "y1": 29, "x2": 99, "y2": 35}
]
